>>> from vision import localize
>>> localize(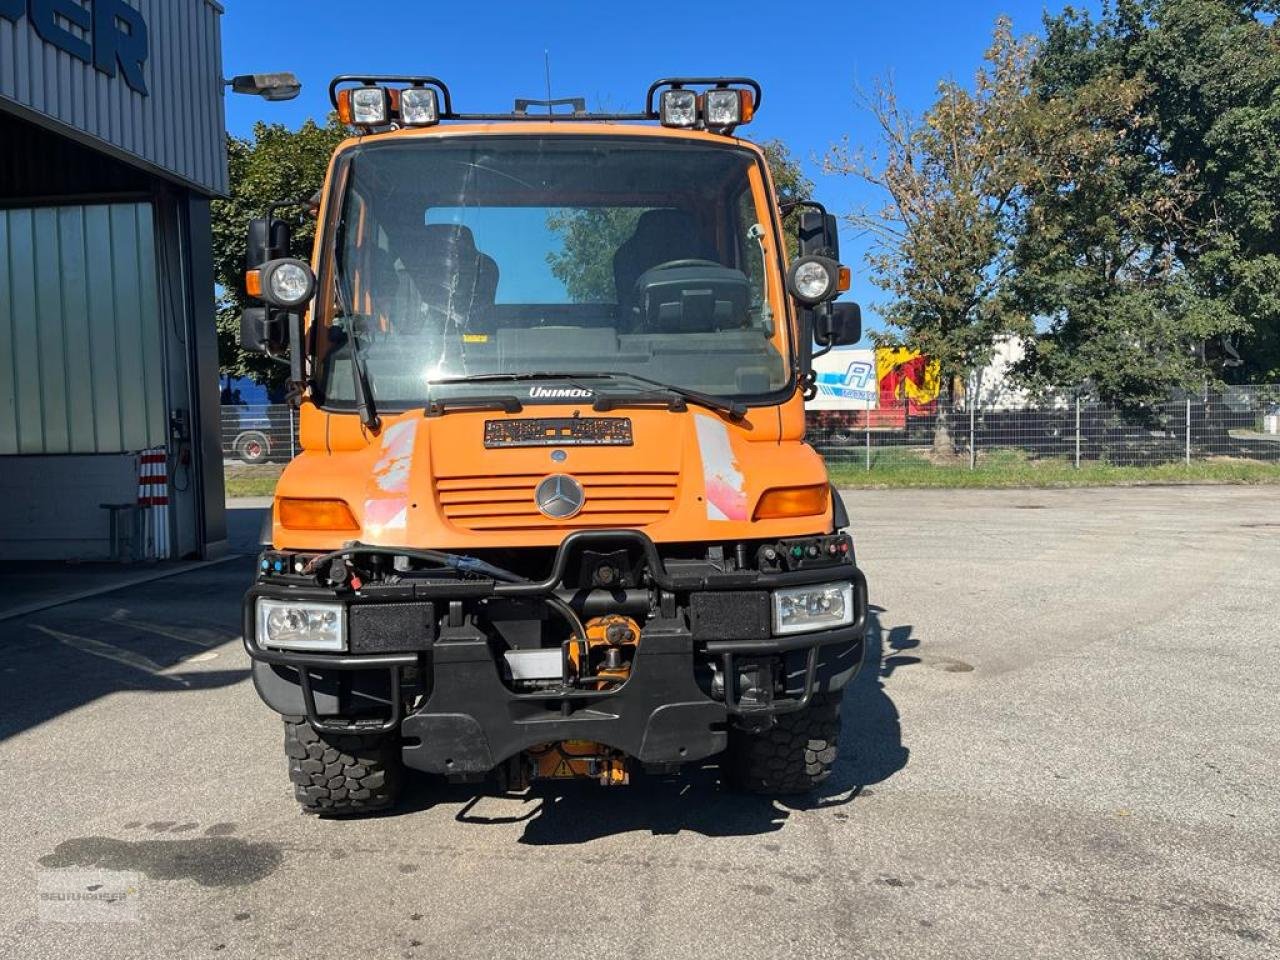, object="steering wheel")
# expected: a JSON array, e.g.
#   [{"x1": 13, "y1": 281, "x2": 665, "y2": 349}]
[{"x1": 646, "y1": 258, "x2": 722, "y2": 272}]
